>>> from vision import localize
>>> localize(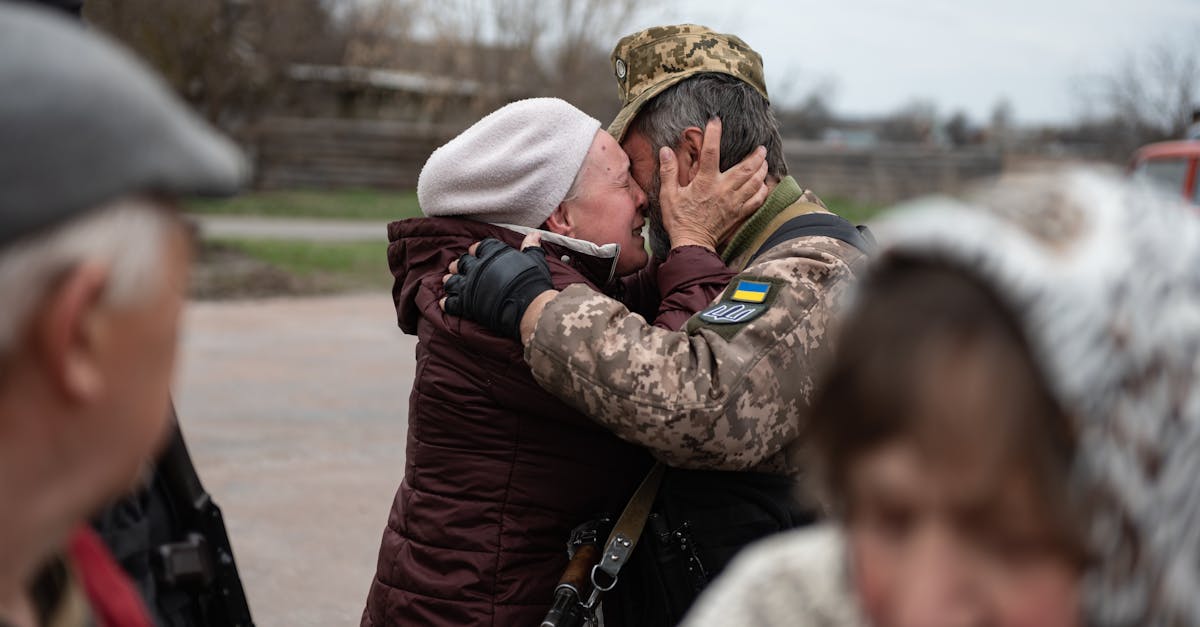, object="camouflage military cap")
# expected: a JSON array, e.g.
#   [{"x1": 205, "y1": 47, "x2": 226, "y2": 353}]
[{"x1": 608, "y1": 24, "x2": 768, "y2": 142}]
